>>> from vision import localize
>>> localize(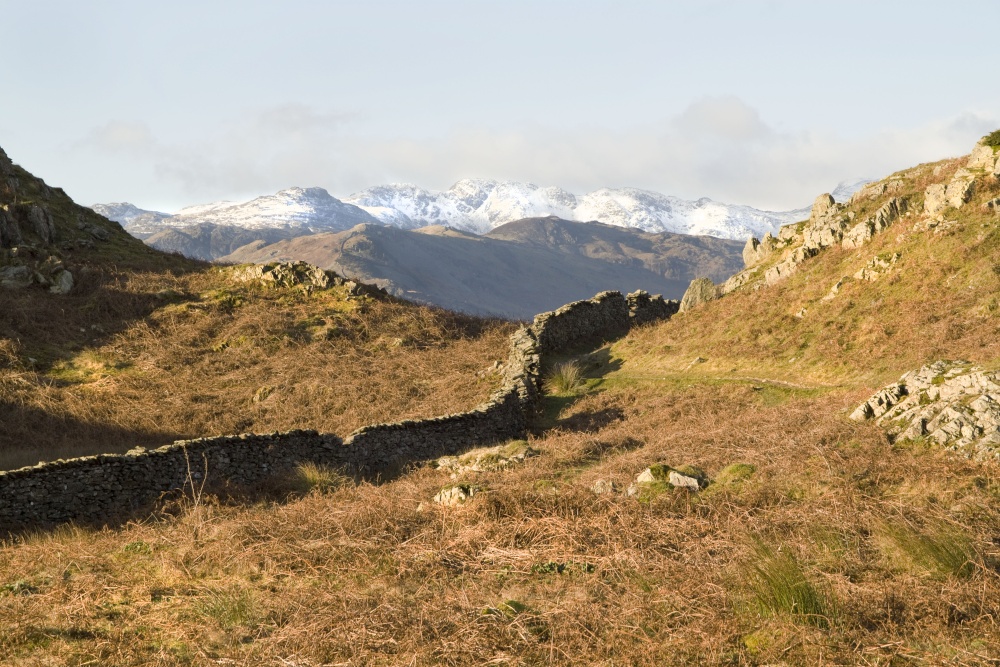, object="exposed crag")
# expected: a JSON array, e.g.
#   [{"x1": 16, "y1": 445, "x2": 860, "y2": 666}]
[
  {"x1": 851, "y1": 361, "x2": 1000, "y2": 461},
  {"x1": 1, "y1": 144, "x2": 181, "y2": 294},
  {"x1": 676, "y1": 133, "x2": 1000, "y2": 311}
]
